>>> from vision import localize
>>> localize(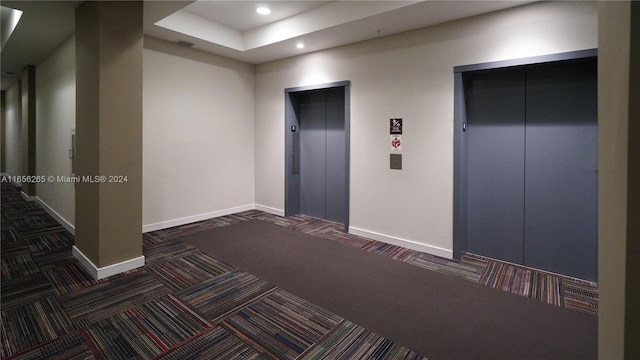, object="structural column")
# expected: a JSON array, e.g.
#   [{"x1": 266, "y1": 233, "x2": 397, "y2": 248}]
[
  {"x1": 74, "y1": 1, "x2": 144, "y2": 279},
  {"x1": 21, "y1": 65, "x2": 35, "y2": 198},
  {"x1": 598, "y1": 1, "x2": 640, "y2": 358}
]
